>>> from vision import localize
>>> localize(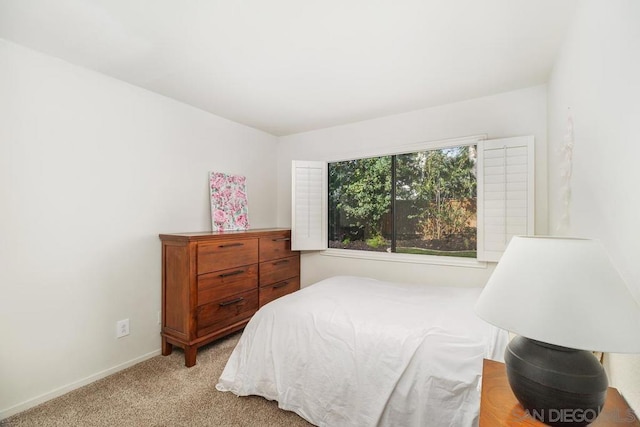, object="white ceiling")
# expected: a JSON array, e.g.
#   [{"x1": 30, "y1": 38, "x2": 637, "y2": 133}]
[{"x1": 0, "y1": 0, "x2": 581, "y2": 136}]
